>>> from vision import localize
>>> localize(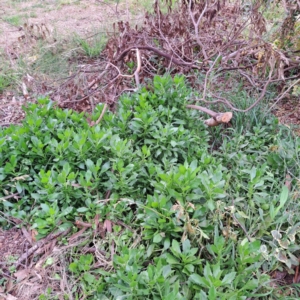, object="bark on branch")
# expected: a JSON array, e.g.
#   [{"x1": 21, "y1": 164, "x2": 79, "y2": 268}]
[{"x1": 186, "y1": 104, "x2": 233, "y2": 126}]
